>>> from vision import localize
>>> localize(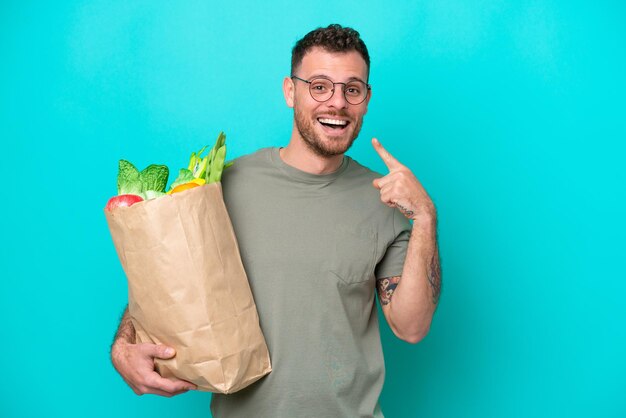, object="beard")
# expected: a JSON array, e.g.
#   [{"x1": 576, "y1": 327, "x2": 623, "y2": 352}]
[{"x1": 293, "y1": 103, "x2": 364, "y2": 157}]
